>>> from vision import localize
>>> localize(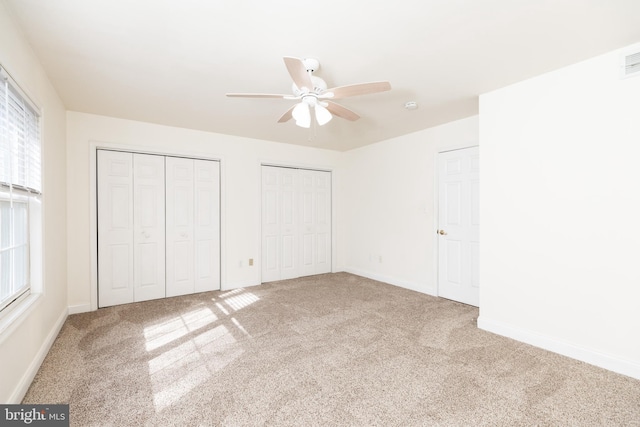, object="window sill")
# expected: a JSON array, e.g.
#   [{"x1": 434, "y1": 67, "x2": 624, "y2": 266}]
[{"x1": 0, "y1": 293, "x2": 42, "y2": 345}]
